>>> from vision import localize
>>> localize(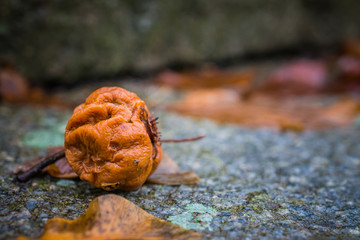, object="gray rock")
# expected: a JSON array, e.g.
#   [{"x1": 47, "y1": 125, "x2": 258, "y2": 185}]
[
  {"x1": 56, "y1": 179, "x2": 76, "y2": 188},
  {"x1": 39, "y1": 213, "x2": 48, "y2": 218},
  {"x1": 25, "y1": 199, "x2": 38, "y2": 210},
  {"x1": 0, "y1": 83, "x2": 359, "y2": 239}
]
